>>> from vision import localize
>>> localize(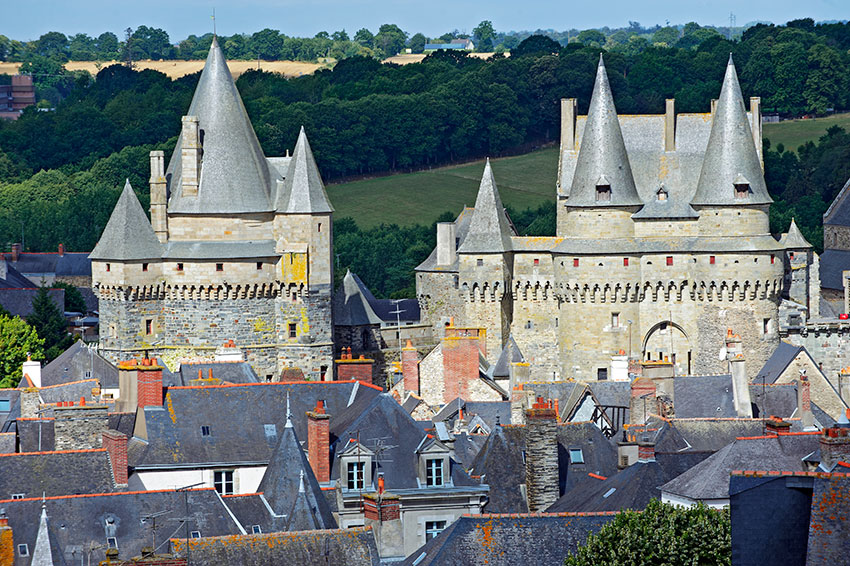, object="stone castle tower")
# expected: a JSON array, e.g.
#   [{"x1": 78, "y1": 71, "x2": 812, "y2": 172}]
[
  {"x1": 417, "y1": 55, "x2": 798, "y2": 381},
  {"x1": 91, "y1": 38, "x2": 334, "y2": 380}
]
